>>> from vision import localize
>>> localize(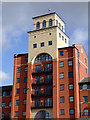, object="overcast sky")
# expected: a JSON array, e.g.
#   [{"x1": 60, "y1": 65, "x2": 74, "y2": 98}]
[{"x1": 1, "y1": 2, "x2": 89, "y2": 86}]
